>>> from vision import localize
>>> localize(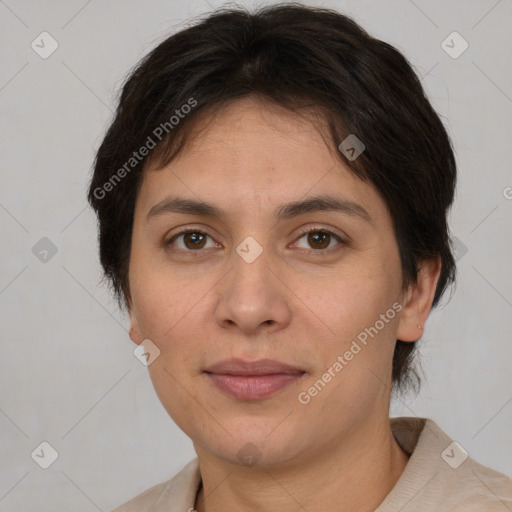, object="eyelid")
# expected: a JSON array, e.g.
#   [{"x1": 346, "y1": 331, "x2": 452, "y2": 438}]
[
  {"x1": 292, "y1": 224, "x2": 348, "y2": 242},
  {"x1": 165, "y1": 225, "x2": 221, "y2": 248},
  {"x1": 290, "y1": 224, "x2": 348, "y2": 252}
]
